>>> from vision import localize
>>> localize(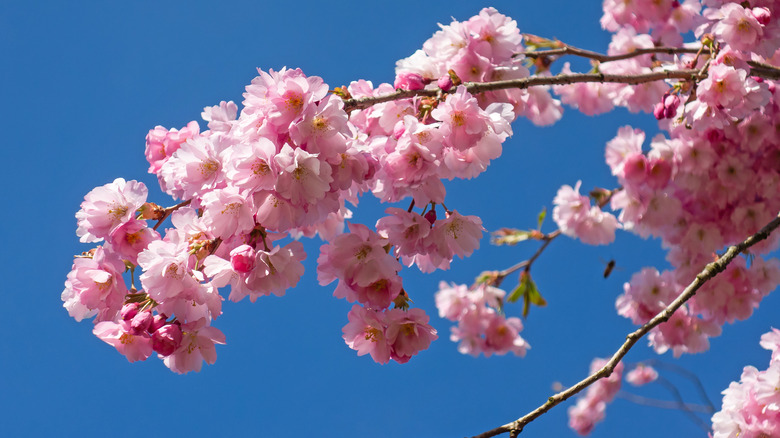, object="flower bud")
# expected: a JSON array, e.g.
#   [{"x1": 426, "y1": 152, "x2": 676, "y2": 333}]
[
  {"x1": 129, "y1": 310, "x2": 153, "y2": 335},
  {"x1": 437, "y1": 75, "x2": 453, "y2": 91},
  {"x1": 424, "y1": 209, "x2": 437, "y2": 225},
  {"x1": 393, "y1": 72, "x2": 425, "y2": 91},
  {"x1": 230, "y1": 244, "x2": 256, "y2": 274},
  {"x1": 152, "y1": 323, "x2": 183, "y2": 356},
  {"x1": 120, "y1": 302, "x2": 141, "y2": 321}
]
